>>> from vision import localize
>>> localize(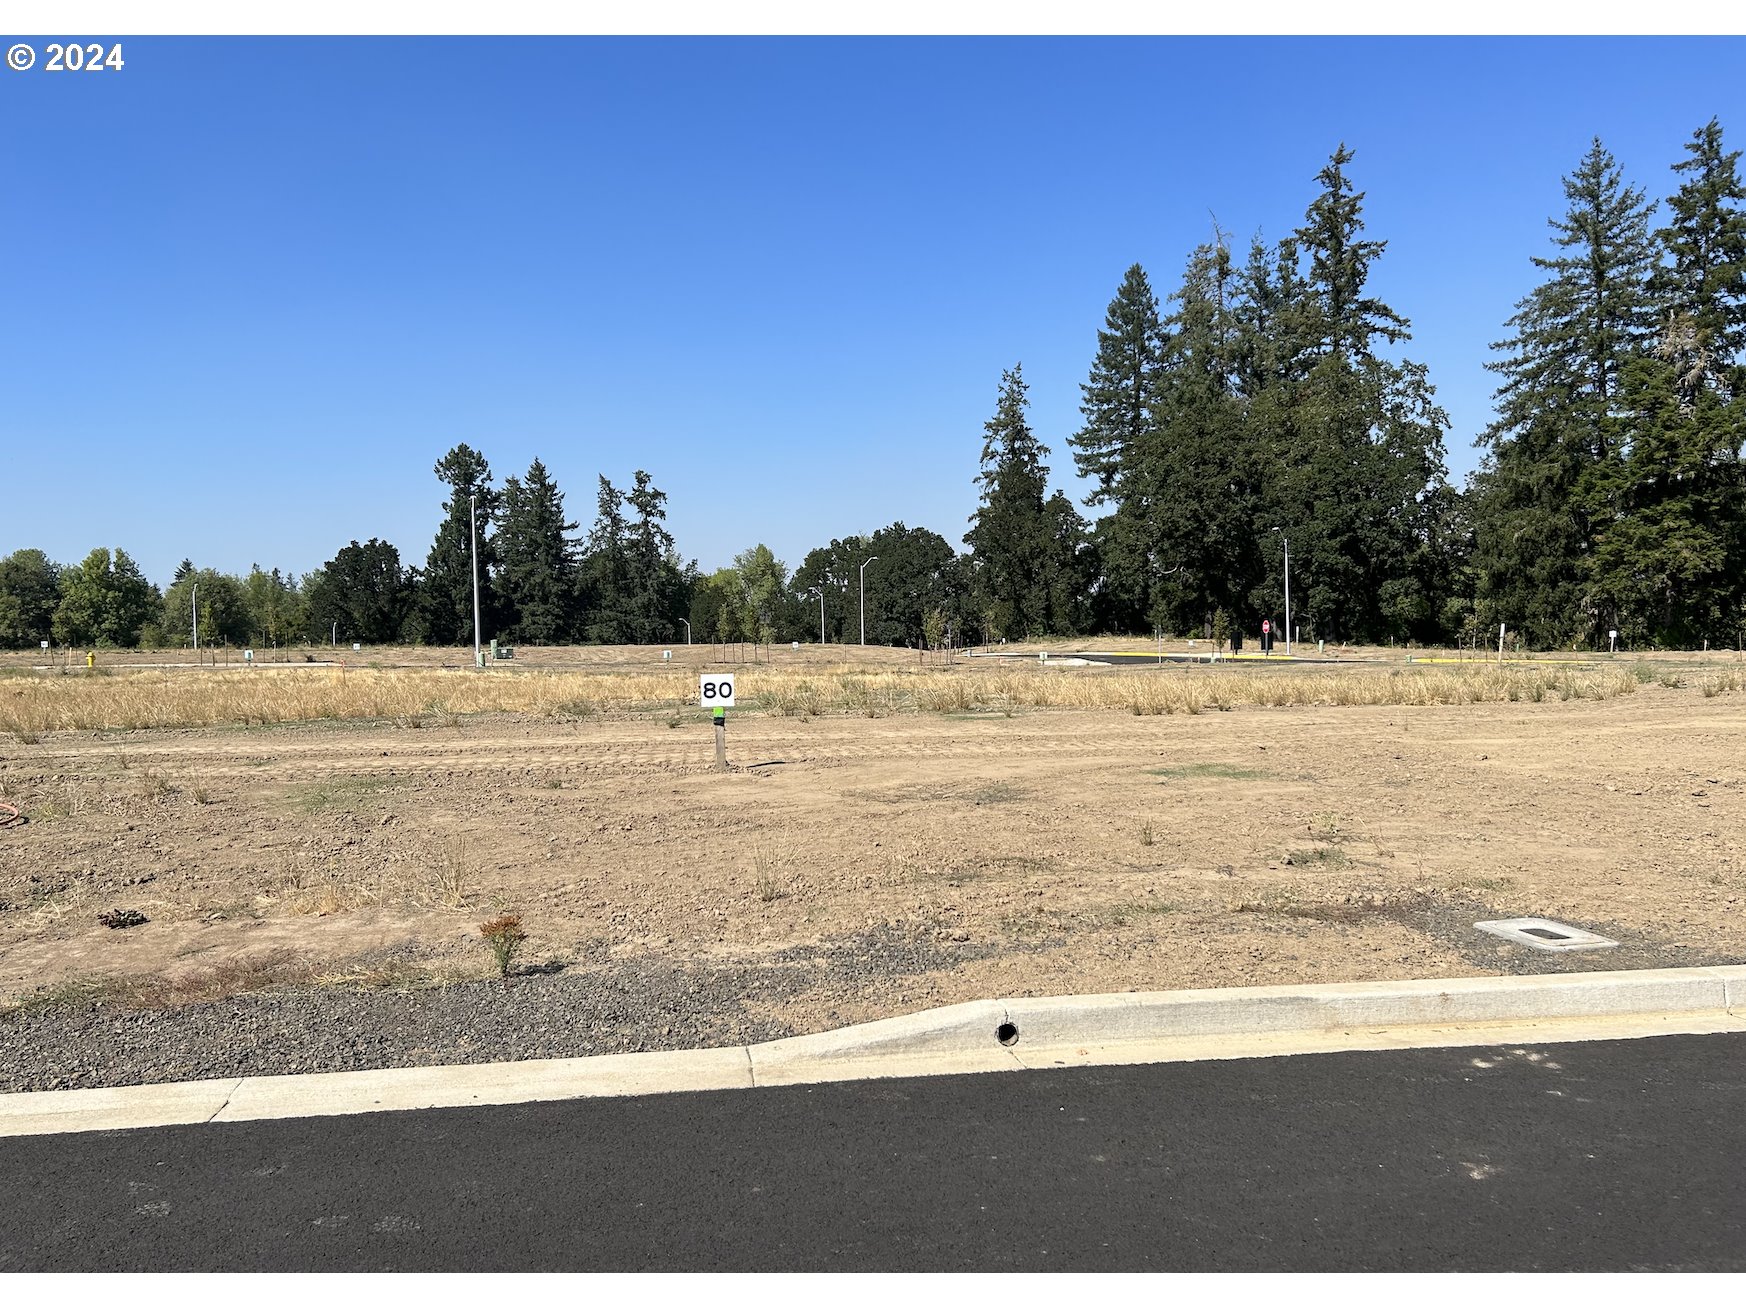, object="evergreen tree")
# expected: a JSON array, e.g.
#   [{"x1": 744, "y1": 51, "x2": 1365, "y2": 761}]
[
  {"x1": 581, "y1": 476, "x2": 633, "y2": 643},
  {"x1": 1591, "y1": 121, "x2": 1746, "y2": 646},
  {"x1": 1265, "y1": 147, "x2": 1450, "y2": 642},
  {"x1": 1593, "y1": 344, "x2": 1741, "y2": 645},
  {"x1": 1297, "y1": 145, "x2": 1410, "y2": 358},
  {"x1": 623, "y1": 470, "x2": 685, "y2": 642},
  {"x1": 1069, "y1": 264, "x2": 1165, "y2": 505},
  {"x1": 1473, "y1": 139, "x2": 1661, "y2": 646},
  {"x1": 964, "y1": 365, "x2": 1085, "y2": 638},
  {"x1": 495, "y1": 458, "x2": 579, "y2": 644},
  {"x1": 1654, "y1": 118, "x2": 1746, "y2": 403},
  {"x1": 416, "y1": 444, "x2": 500, "y2": 645},
  {"x1": 1146, "y1": 235, "x2": 1261, "y2": 638},
  {"x1": 1069, "y1": 263, "x2": 1167, "y2": 631}
]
